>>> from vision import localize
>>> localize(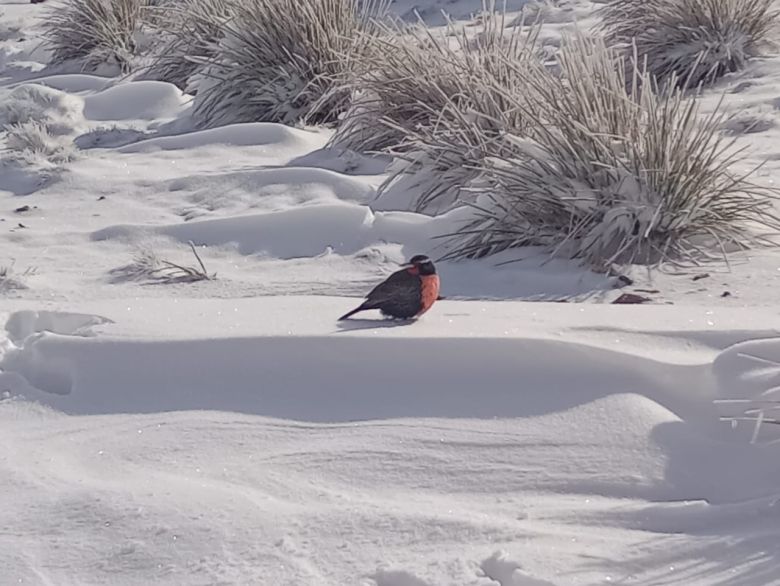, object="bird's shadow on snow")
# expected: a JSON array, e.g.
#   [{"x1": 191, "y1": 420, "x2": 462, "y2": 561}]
[{"x1": 334, "y1": 318, "x2": 417, "y2": 332}]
